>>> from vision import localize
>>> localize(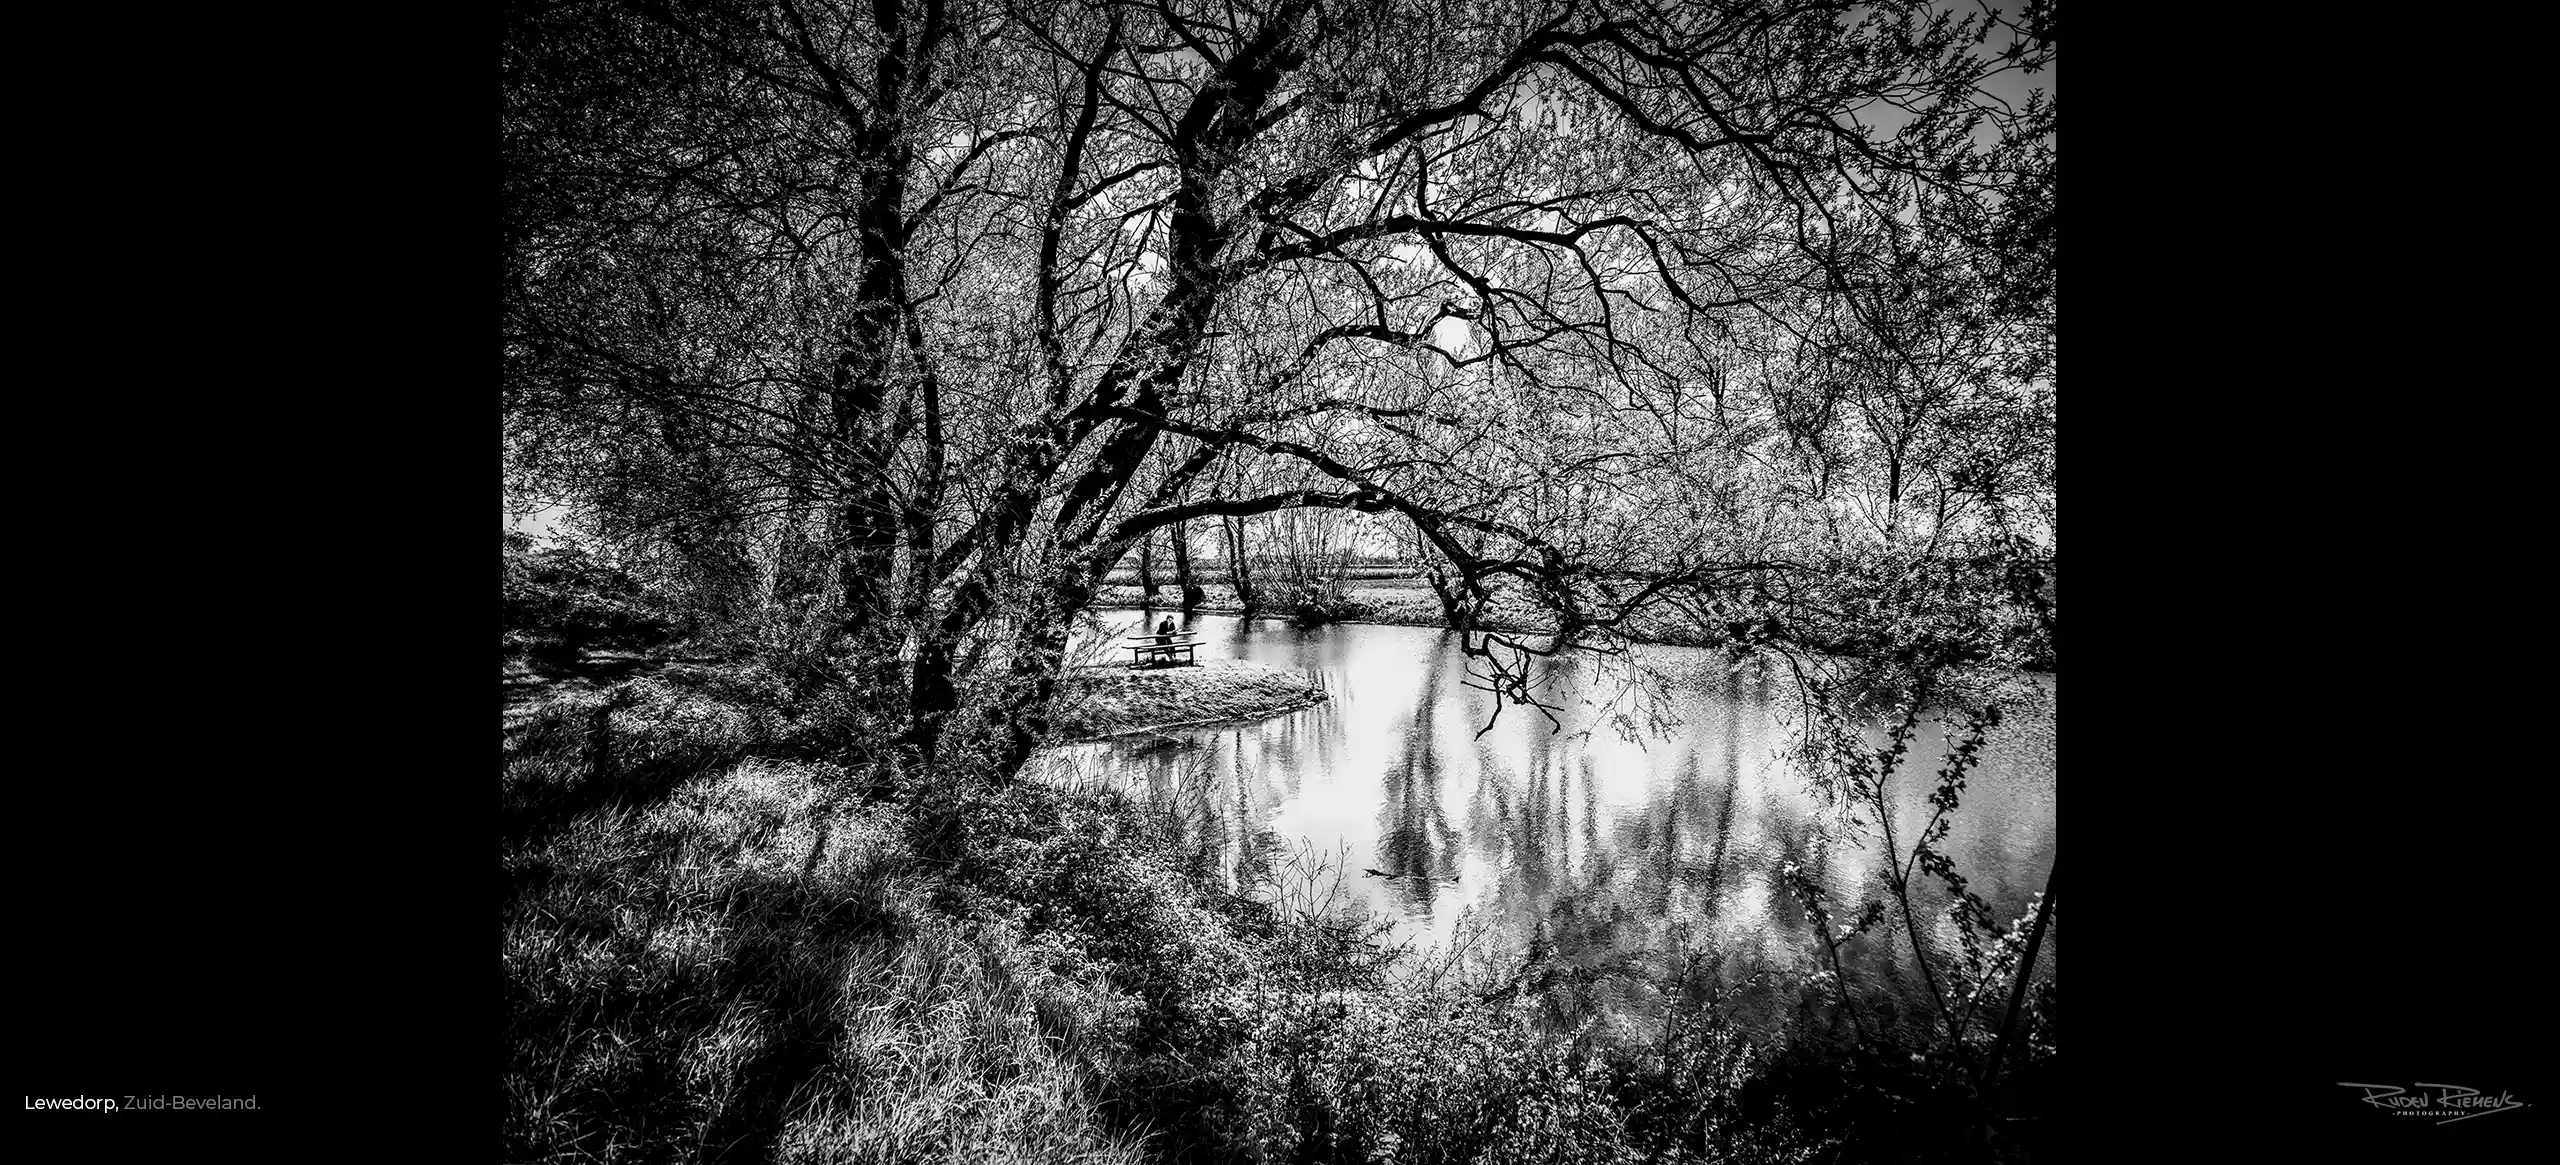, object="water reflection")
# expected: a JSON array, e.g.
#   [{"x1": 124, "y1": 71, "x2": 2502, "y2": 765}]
[{"x1": 1042, "y1": 612, "x2": 2056, "y2": 1003}]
